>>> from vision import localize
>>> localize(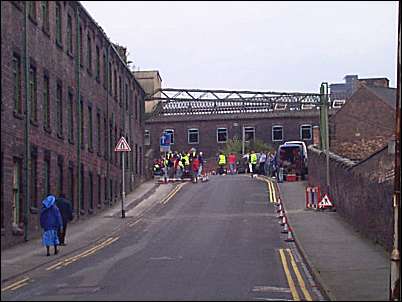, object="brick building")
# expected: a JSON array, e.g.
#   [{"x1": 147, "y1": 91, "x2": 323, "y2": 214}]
[
  {"x1": 329, "y1": 82, "x2": 396, "y2": 160},
  {"x1": 1, "y1": 1, "x2": 146, "y2": 249},
  {"x1": 145, "y1": 110, "x2": 325, "y2": 160}
]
